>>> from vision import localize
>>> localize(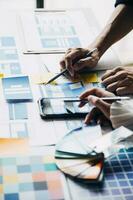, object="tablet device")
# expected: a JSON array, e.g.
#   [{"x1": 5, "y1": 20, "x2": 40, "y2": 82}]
[{"x1": 38, "y1": 98, "x2": 91, "y2": 119}]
